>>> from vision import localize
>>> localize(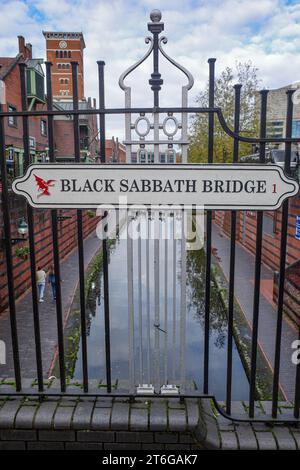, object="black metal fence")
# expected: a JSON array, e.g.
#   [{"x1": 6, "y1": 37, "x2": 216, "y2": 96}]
[{"x1": 0, "y1": 11, "x2": 300, "y2": 424}]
